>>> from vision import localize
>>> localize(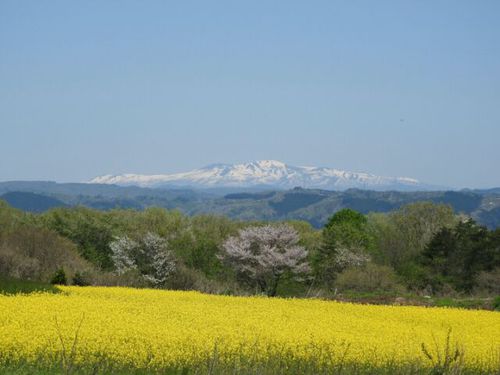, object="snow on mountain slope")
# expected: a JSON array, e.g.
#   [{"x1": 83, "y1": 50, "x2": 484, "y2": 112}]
[{"x1": 90, "y1": 160, "x2": 429, "y2": 191}]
